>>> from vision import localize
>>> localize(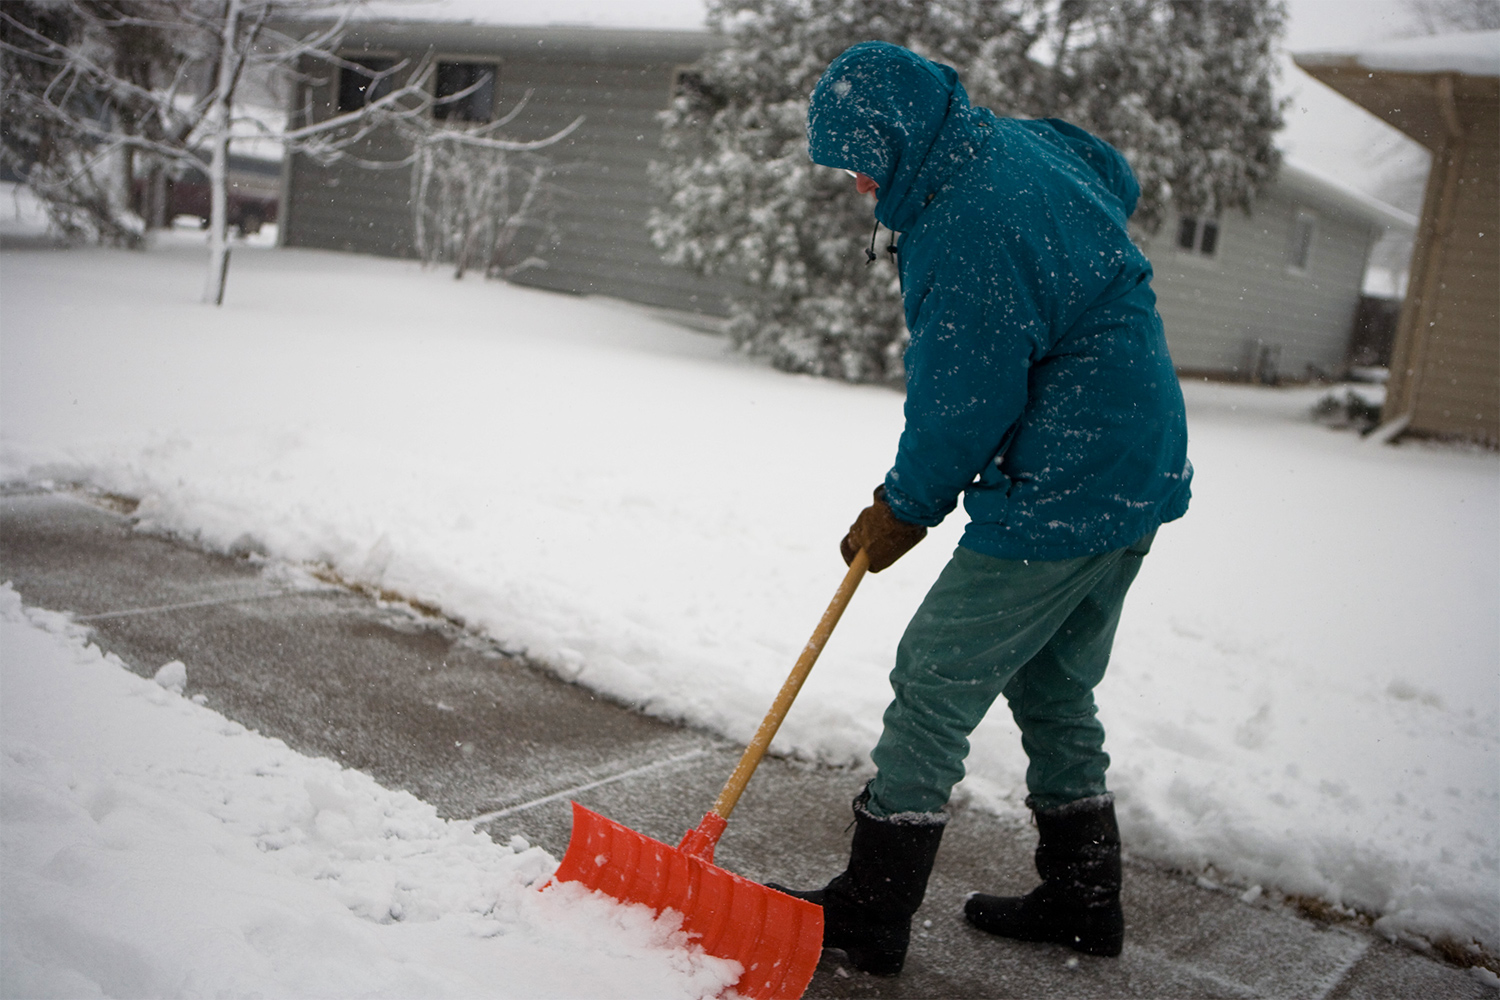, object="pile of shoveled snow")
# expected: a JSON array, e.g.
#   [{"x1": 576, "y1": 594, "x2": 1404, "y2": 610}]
[{"x1": 0, "y1": 584, "x2": 738, "y2": 999}]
